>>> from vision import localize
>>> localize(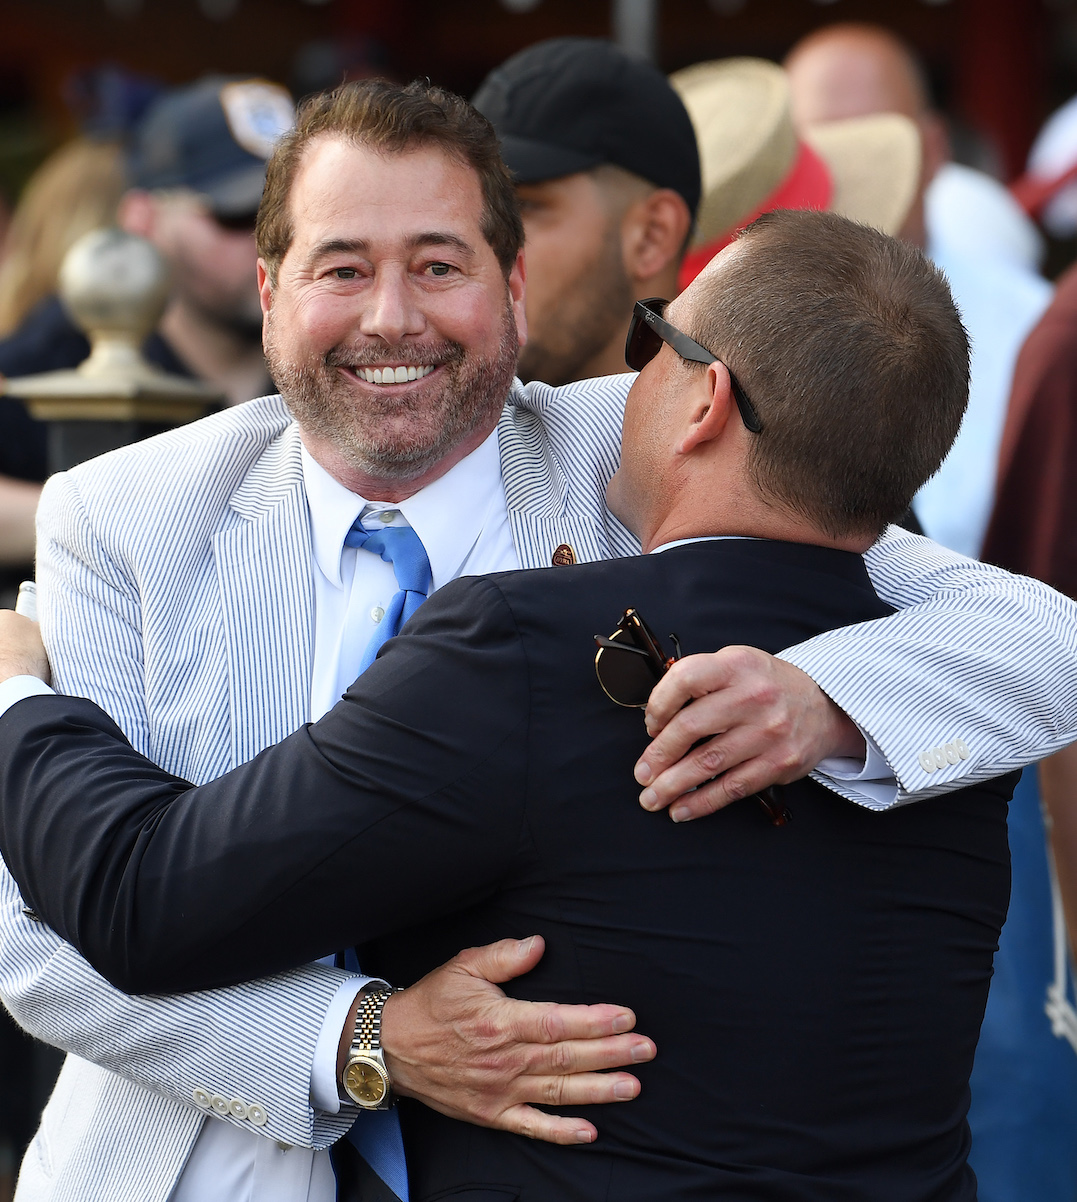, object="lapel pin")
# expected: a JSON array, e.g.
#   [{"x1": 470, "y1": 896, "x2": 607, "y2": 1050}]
[{"x1": 551, "y1": 543, "x2": 577, "y2": 566}]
